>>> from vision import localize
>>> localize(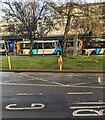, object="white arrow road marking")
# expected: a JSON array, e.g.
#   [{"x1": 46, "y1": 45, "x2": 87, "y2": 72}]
[
  {"x1": 67, "y1": 92, "x2": 93, "y2": 95},
  {"x1": 5, "y1": 103, "x2": 45, "y2": 110},
  {"x1": 70, "y1": 105, "x2": 105, "y2": 109}
]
